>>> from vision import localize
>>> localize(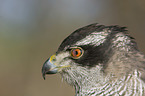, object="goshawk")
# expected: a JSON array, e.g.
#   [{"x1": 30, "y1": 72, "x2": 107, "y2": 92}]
[{"x1": 42, "y1": 23, "x2": 145, "y2": 96}]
